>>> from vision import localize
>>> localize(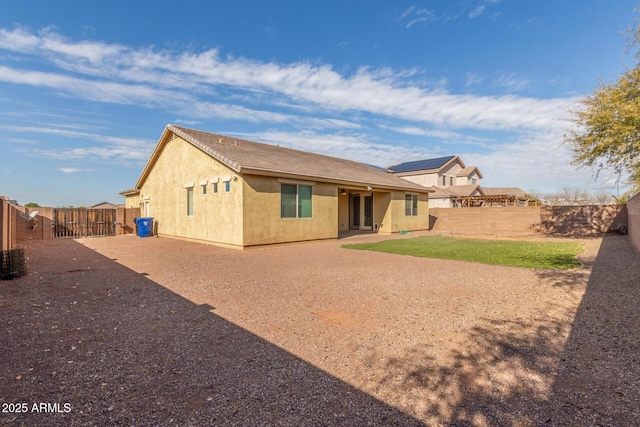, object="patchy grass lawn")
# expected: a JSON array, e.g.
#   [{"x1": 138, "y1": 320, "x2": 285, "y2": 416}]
[{"x1": 343, "y1": 235, "x2": 584, "y2": 269}]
